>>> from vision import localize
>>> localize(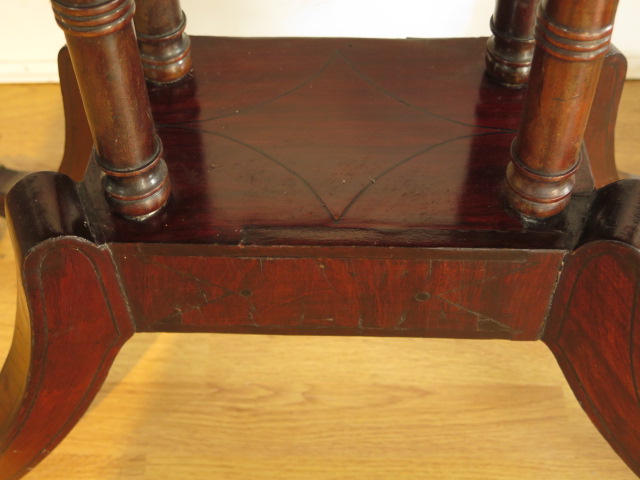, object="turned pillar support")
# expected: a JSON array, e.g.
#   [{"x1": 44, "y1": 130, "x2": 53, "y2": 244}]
[
  {"x1": 134, "y1": 0, "x2": 192, "y2": 83},
  {"x1": 506, "y1": 0, "x2": 619, "y2": 218},
  {"x1": 486, "y1": 0, "x2": 541, "y2": 86},
  {"x1": 51, "y1": 0, "x2": 171, "y2": 219}
]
